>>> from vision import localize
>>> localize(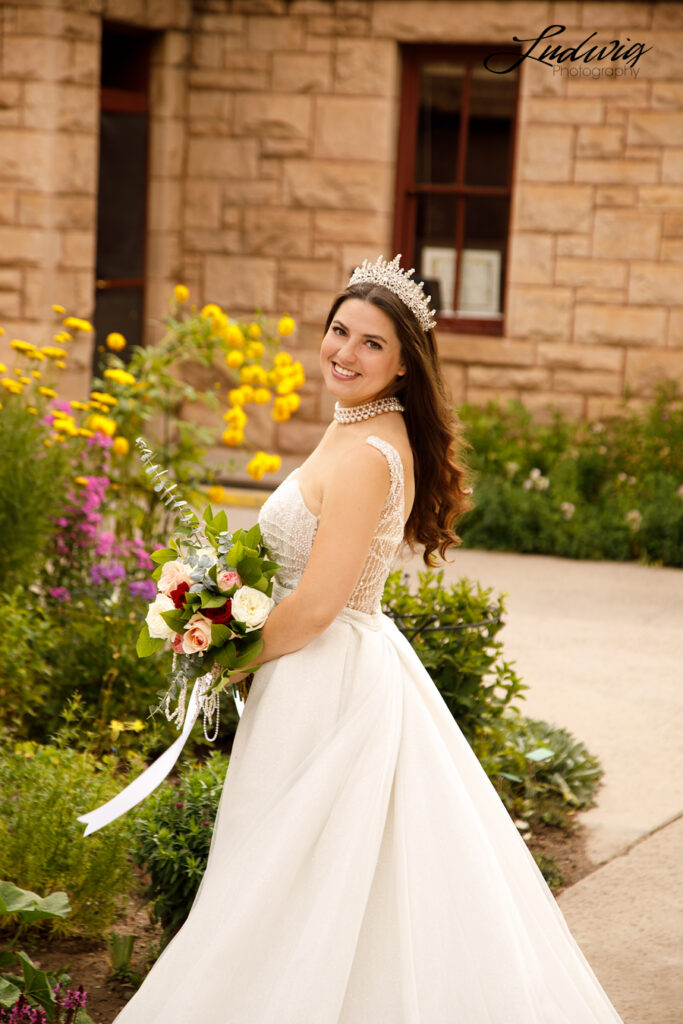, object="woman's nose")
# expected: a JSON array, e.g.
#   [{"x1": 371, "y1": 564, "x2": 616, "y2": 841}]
[{"x1": 336, "y1": 335, "x2": 358, "y2": 362}]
